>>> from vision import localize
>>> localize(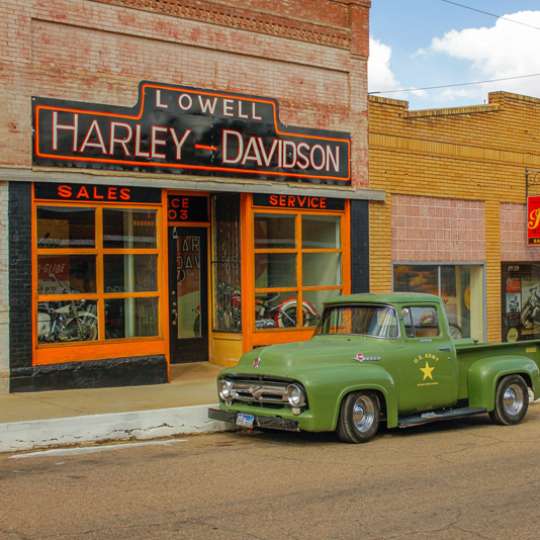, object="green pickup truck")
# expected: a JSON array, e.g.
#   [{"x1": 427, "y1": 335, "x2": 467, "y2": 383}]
[{"x1": 208, "y1": 293, "x2": 540, "y2": 443}]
